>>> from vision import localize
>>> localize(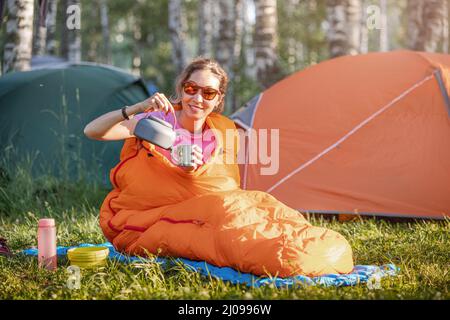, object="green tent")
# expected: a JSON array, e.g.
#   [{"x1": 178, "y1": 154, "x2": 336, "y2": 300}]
[{"x1": 0, "y1": 62, "x2": 150, "y2": 186}]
